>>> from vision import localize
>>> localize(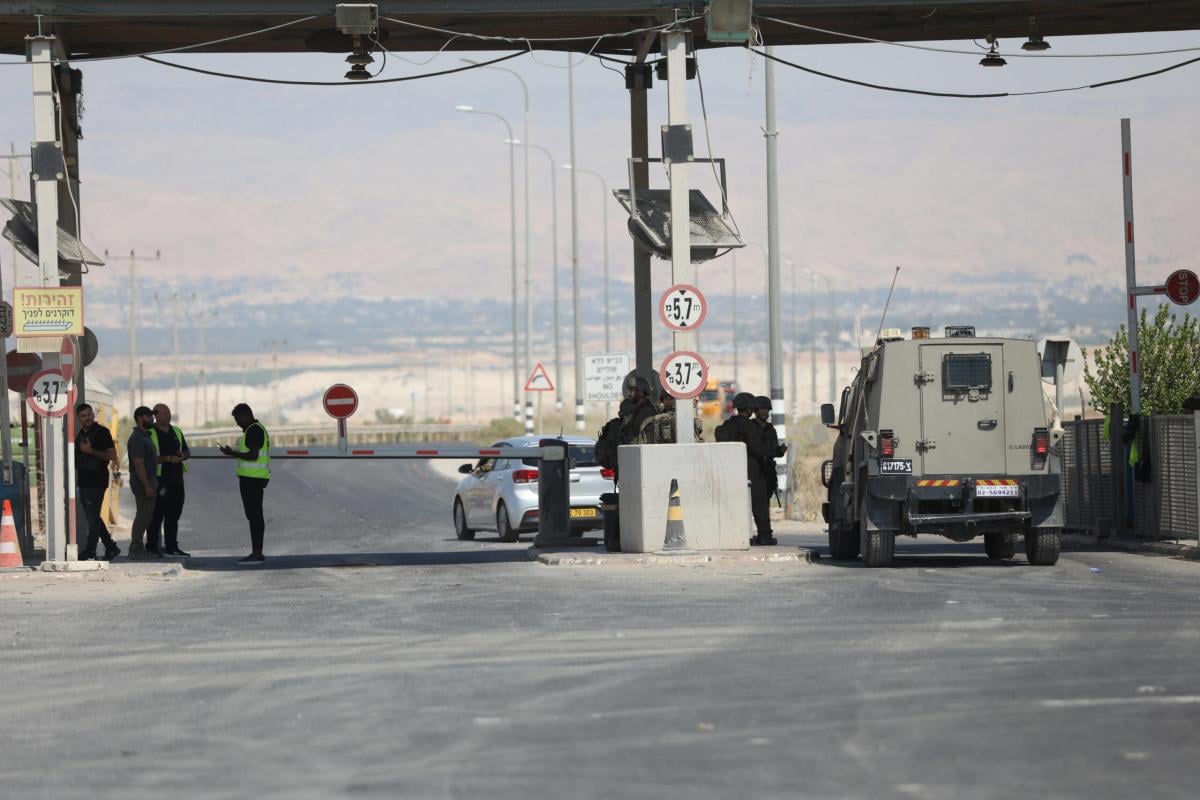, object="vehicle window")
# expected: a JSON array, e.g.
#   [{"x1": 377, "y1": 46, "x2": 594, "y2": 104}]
[
  {"x1": 943, "y1": 352, "x2": 993, "y2": 391},
  {"x1": 837, "y1": 385, "x2": 851, "y2": 426},
  {"x1": 522, "y1": 445, "x2": 598, "y2": 467},
  {"x1": 475, "y1": 459, "x2": 493, "y2": 473},
  {"x1": 493, "y1": 458, "x2": 511, "y2": 471}
]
